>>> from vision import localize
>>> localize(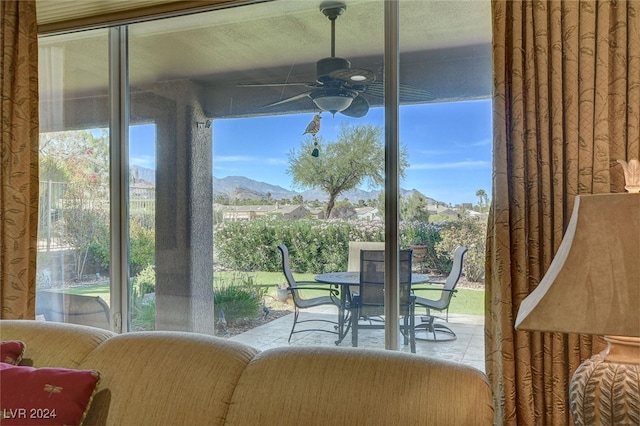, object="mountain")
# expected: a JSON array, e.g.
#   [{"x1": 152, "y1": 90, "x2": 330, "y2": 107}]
[
  {"x1": 214, "y1": 176, "x2": 433, "y2": 204},
  {"x1": 213, "y1": 176, "x2": 298, "y2": 201},
  {"x1": 130, "y1": 166, "x2": 433, "y2": 204},
  {"x1": 131, "y1": 165, "x2": 155, "y2": 184}
]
